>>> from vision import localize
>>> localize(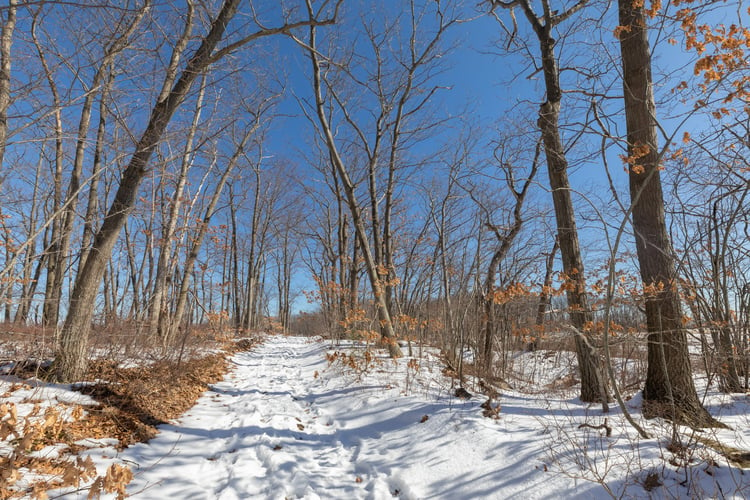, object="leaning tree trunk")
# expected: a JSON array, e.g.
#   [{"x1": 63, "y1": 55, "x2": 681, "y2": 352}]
[
  {"x1": 165, "y1": 123, "x2": 254, "y2": 347},
  {"x1": 307, "y1": 20, "x2": 401, "y2": 357},
  {"x1": 617, "y1": 0, "x2": 717, "y2": 427},
  {"x1": 53, "y1": 0, "x2": 243, "y2": 382},
  {"x1": 534, "y1": 28, "x2": 608, "y2": 404}
]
